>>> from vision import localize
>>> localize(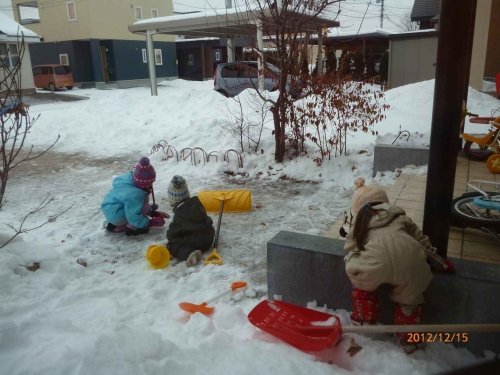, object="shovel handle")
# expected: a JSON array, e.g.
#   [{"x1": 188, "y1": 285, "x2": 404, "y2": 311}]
[
  {"x1": 213, "y1": 199, "x2": 225, "y2": 248},
  {"x1": 179, "y1": 281, "x2": 247, "y2": 315},
  {"x1": 424, "y1": 247, "x2": 449, "y2": 270},
  {"x1": 205, "y1": 281, "x2": 247, "y2": 304},
  {"x1": 342, "y1": 323, "x2": 500, "y2": 334}
]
